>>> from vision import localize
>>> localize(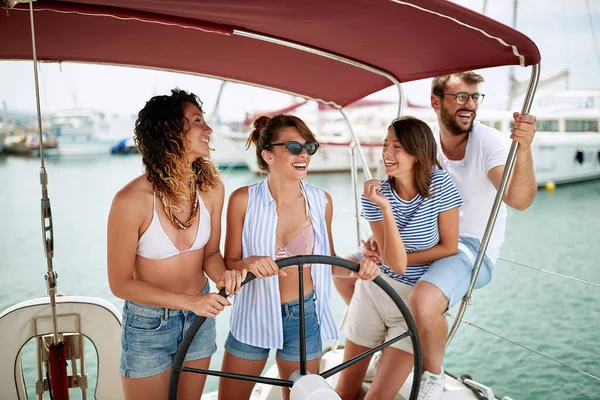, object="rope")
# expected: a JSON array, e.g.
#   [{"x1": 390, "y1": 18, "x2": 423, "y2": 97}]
[
  {"x1": 498, "y1": 257, "x2": 600, "y2": 289},
  {"x1": 446, "y1": 313, "x2": 600, "y2": 383}
]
